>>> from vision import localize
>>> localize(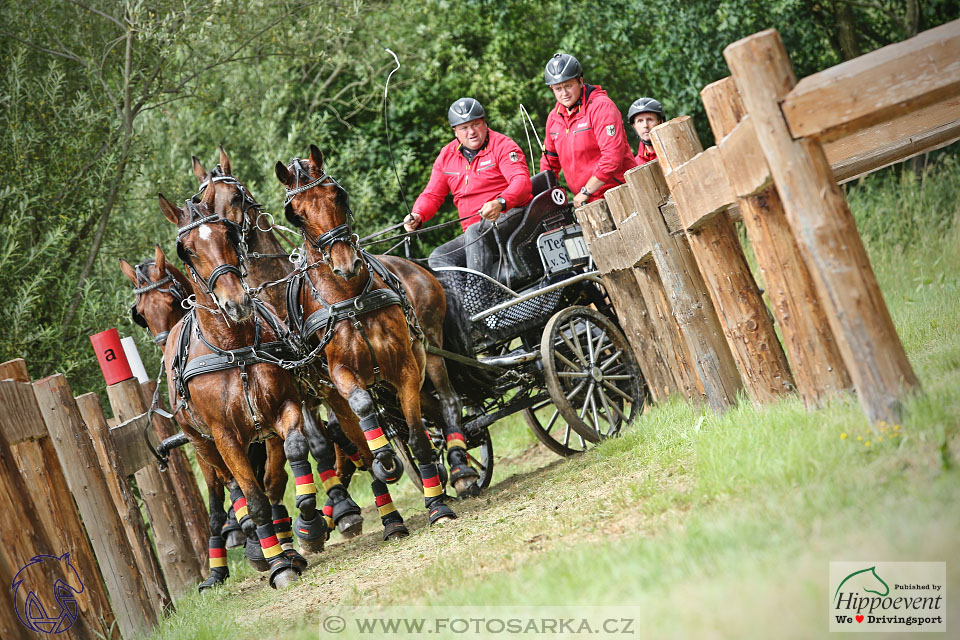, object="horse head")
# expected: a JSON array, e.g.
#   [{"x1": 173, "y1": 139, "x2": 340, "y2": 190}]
[
  {"x1": 158, "y1": 189, "x2": 253, "y2": 323},
  {"x1": 120, "y1": 245, "x2": 189, "y2": 347},
  {"x1": 192, "y1": 145, "x2": 262, "y2": 234},
  {"x1": 275, "y1": 144, "x2": 362, "y2": 280}
]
